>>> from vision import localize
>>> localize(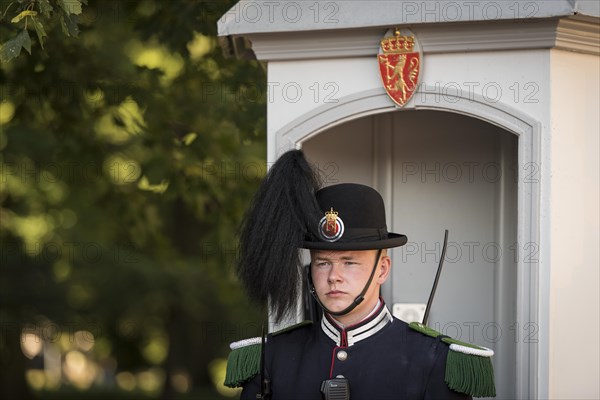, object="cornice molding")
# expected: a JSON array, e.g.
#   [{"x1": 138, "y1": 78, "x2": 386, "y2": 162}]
[
  {"x1": 556, "y1": 18, "x2": 600, "y2": 55},
  {"x1": 415, "y1": 20, "x2": 558, "y2": 54},
  {"x1": 247, "y1": 17, "x2": 599, "y2": 61},
  {"x1": 248, "y1": 28, "x2": 385, "y2": 61}
]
